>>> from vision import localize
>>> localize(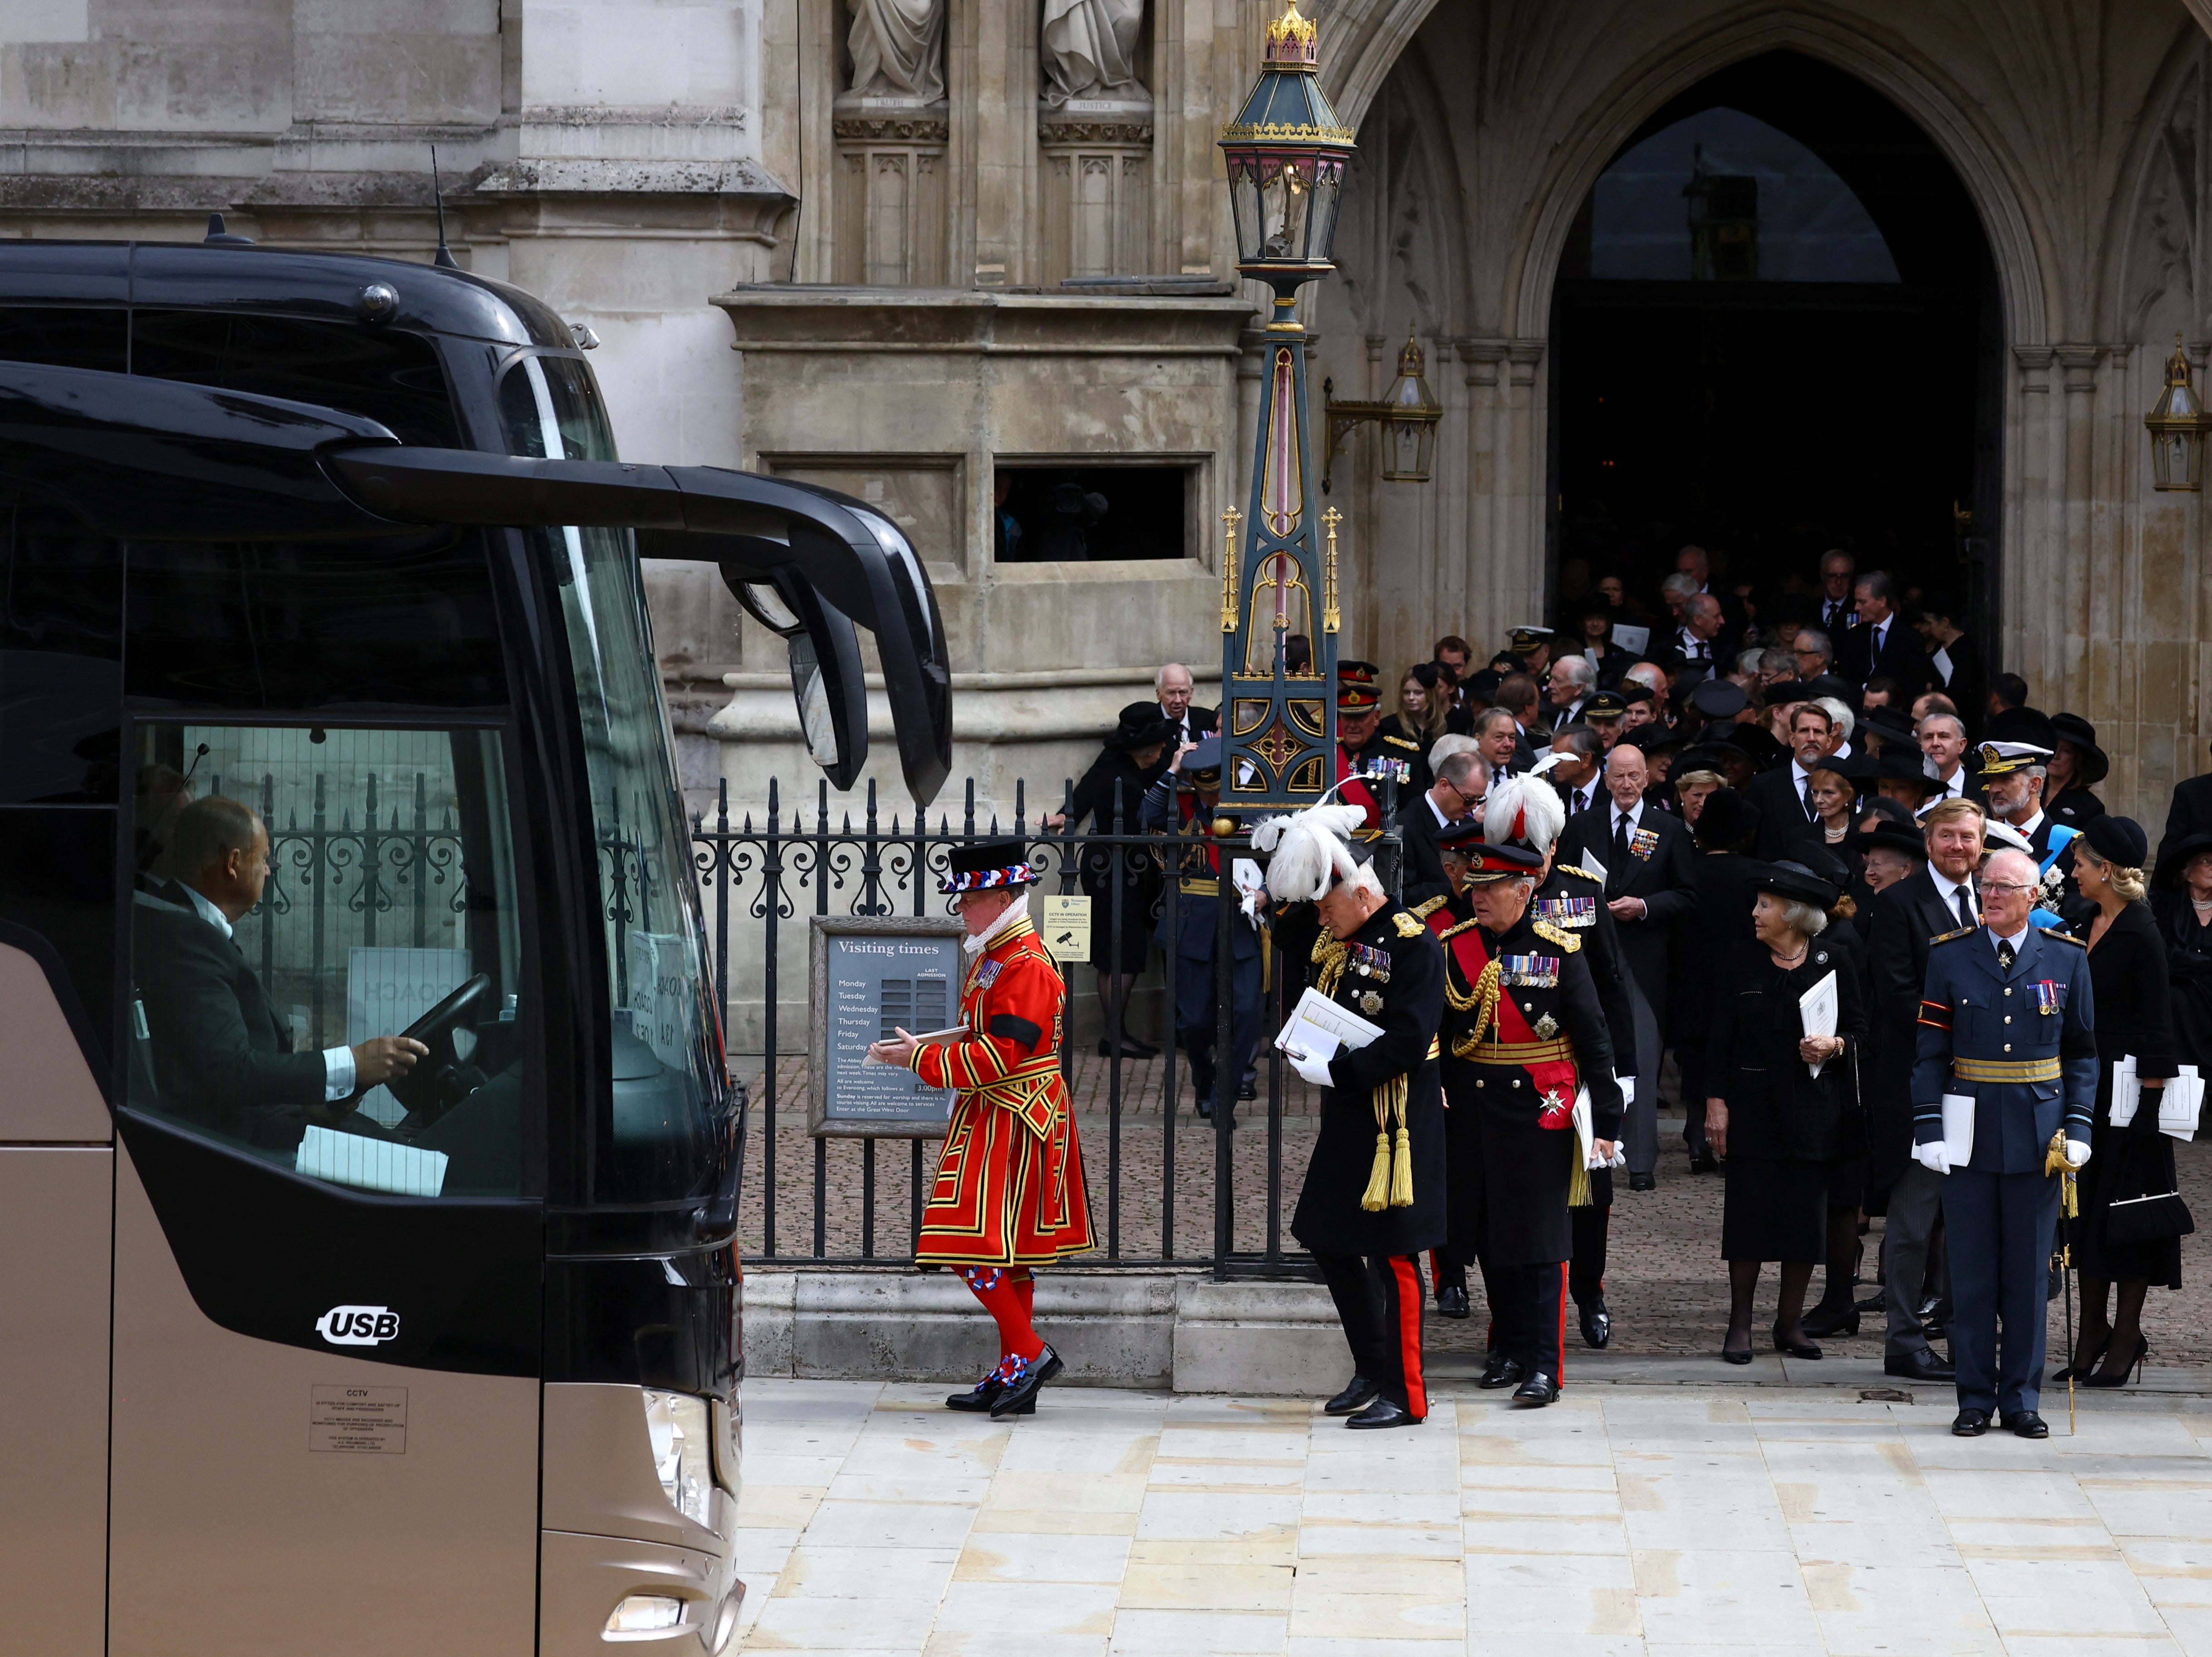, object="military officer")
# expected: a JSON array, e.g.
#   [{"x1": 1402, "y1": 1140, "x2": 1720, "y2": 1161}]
[
  {"x1": 1447, "y1": 841, "x2": 1622, "y2": 1405},
  {"x1": 1977, "y1": 739, "x2": 2085, "y2": 920},
  {"x1": 1138, "y1": 736, "x2": 1261, "y2": 1120},
  {"x1": 1263, "y1": 800, "x2": 1448, "y2": 1429},
  {"x1": 1484, "y1": 767, "x2": 1639, "y2": 1351},
  {"x1": 1336, "y1": 661, "x2": 1425, "y2": 828},
  {"x1": 1912, "y1": 845, "x2": 2097, "y2": 1439}
]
